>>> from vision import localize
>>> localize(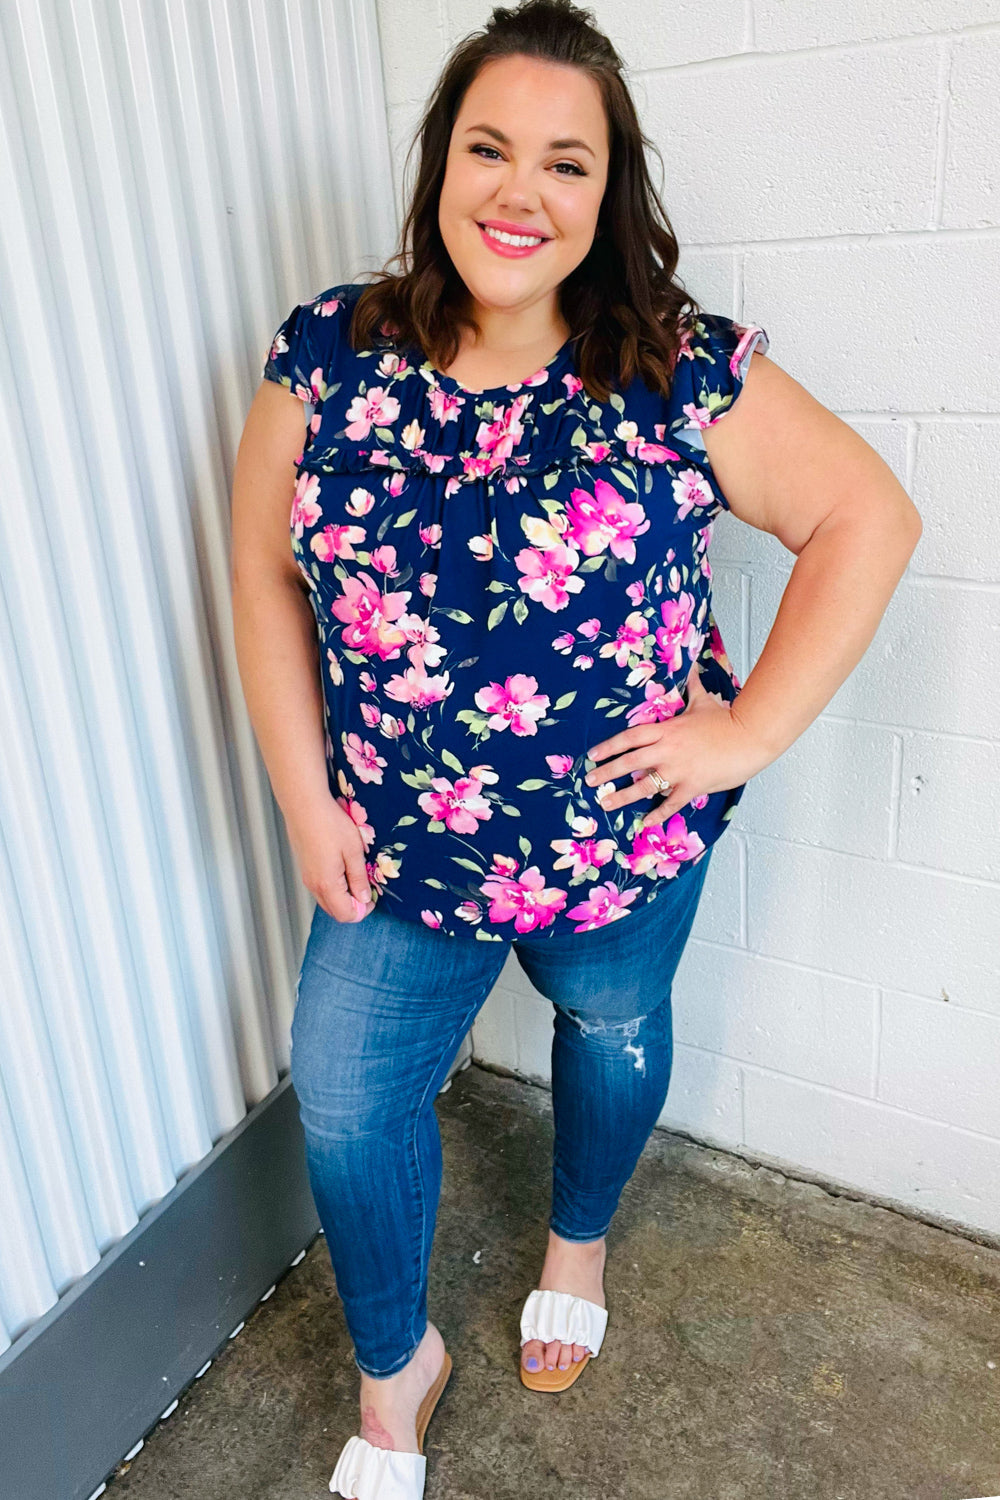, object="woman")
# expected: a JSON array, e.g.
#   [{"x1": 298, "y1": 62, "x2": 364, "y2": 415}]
[{"x1": 231, "y1": 2, "x2": 922, "y2": 1495}]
